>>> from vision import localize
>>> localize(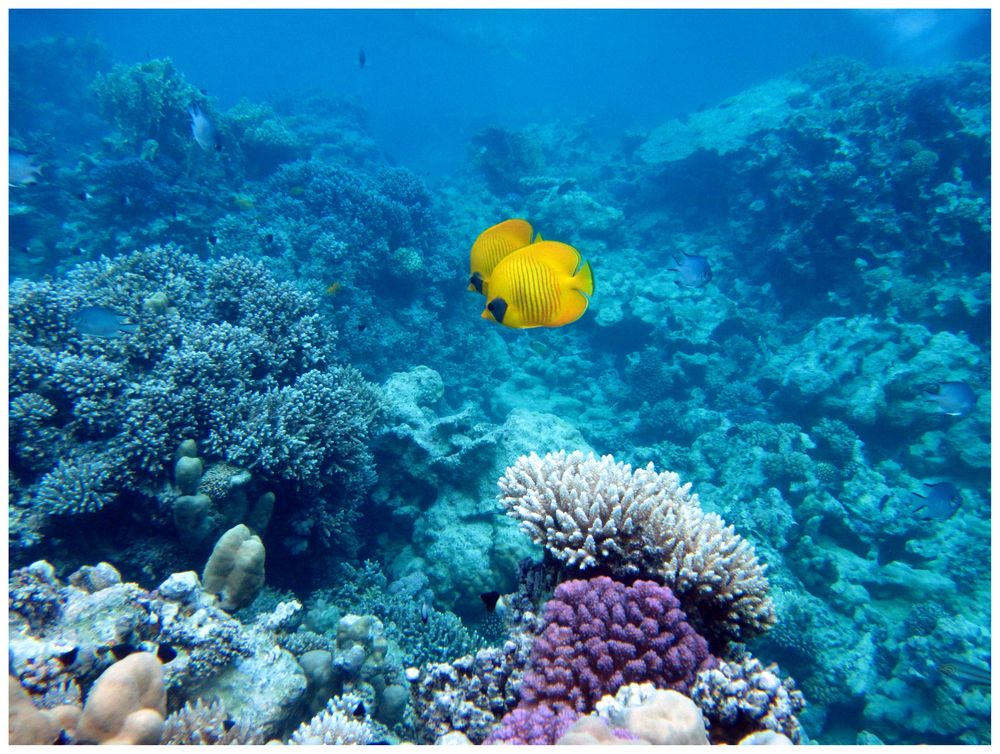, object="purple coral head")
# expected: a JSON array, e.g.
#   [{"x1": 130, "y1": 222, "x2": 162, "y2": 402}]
[
  {"x1": 522, "y1": 576, "x2": 715, "y2": 712},
  {"x1": 484, "y1": 702, "x2": 579, "y2": 745}
]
